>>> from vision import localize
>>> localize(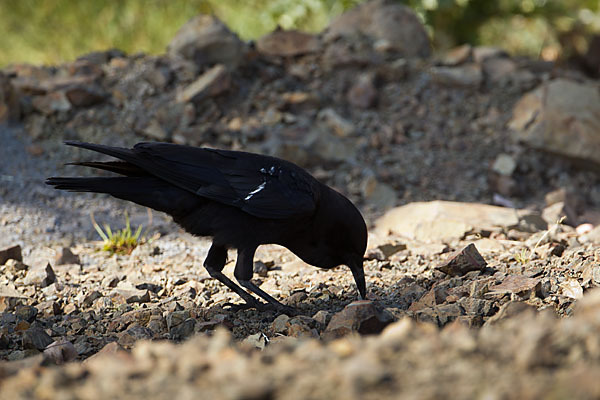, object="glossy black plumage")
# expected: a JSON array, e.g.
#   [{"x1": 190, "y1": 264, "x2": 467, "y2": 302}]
[{"x1": 46, "y1": 141, "x2": 367, "y2": 312}]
